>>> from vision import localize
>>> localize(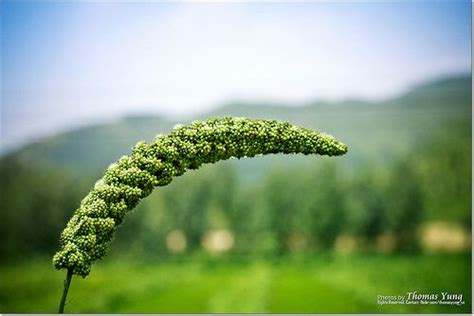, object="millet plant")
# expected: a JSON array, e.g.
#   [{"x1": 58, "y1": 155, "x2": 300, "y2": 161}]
[{"x1": 53, "y1": 117, "x2": 348, "y2": 313}]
